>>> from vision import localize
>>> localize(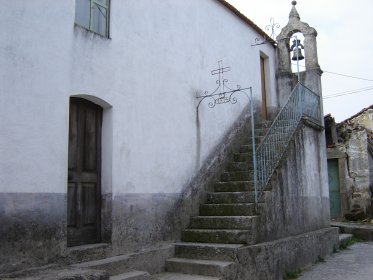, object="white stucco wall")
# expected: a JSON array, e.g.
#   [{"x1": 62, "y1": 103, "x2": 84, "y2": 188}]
[
  {"x1": 0, "y1": 0, "x2": 277, "y2": 195},
  {"x1": 0, "y1": 0, "x2": 74, "y2": 194}
]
